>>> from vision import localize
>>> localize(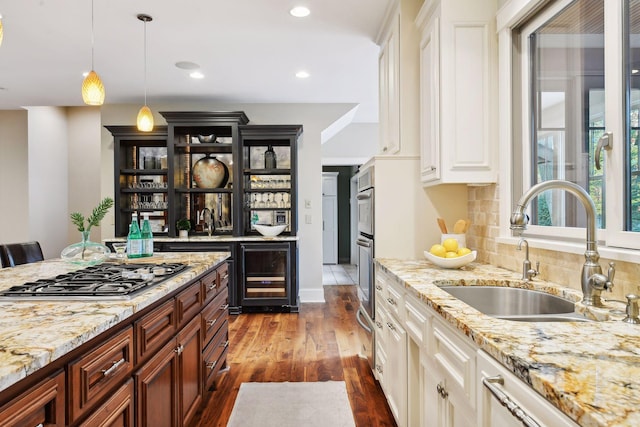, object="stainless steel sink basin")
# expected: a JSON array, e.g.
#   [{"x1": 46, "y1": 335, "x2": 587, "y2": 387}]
[{"x1": 438, "y1": 286, "x2": 590, "y2": 322}]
